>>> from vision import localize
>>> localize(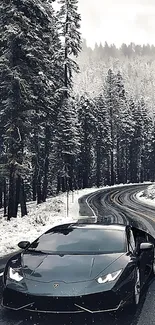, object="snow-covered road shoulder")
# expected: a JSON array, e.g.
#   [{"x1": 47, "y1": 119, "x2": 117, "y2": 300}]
[
  {"x1": 136, "y1": 183, "x2": 155, "y2": 207},
  {"x1": 0, "y1": 187, "x2": 105, "y2": 258}
]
